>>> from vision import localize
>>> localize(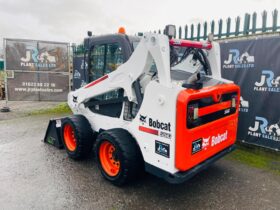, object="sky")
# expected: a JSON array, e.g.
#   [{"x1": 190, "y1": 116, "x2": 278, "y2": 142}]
[{"x1": 0, "y1": 0, "x2": 279, "y2": 50}]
